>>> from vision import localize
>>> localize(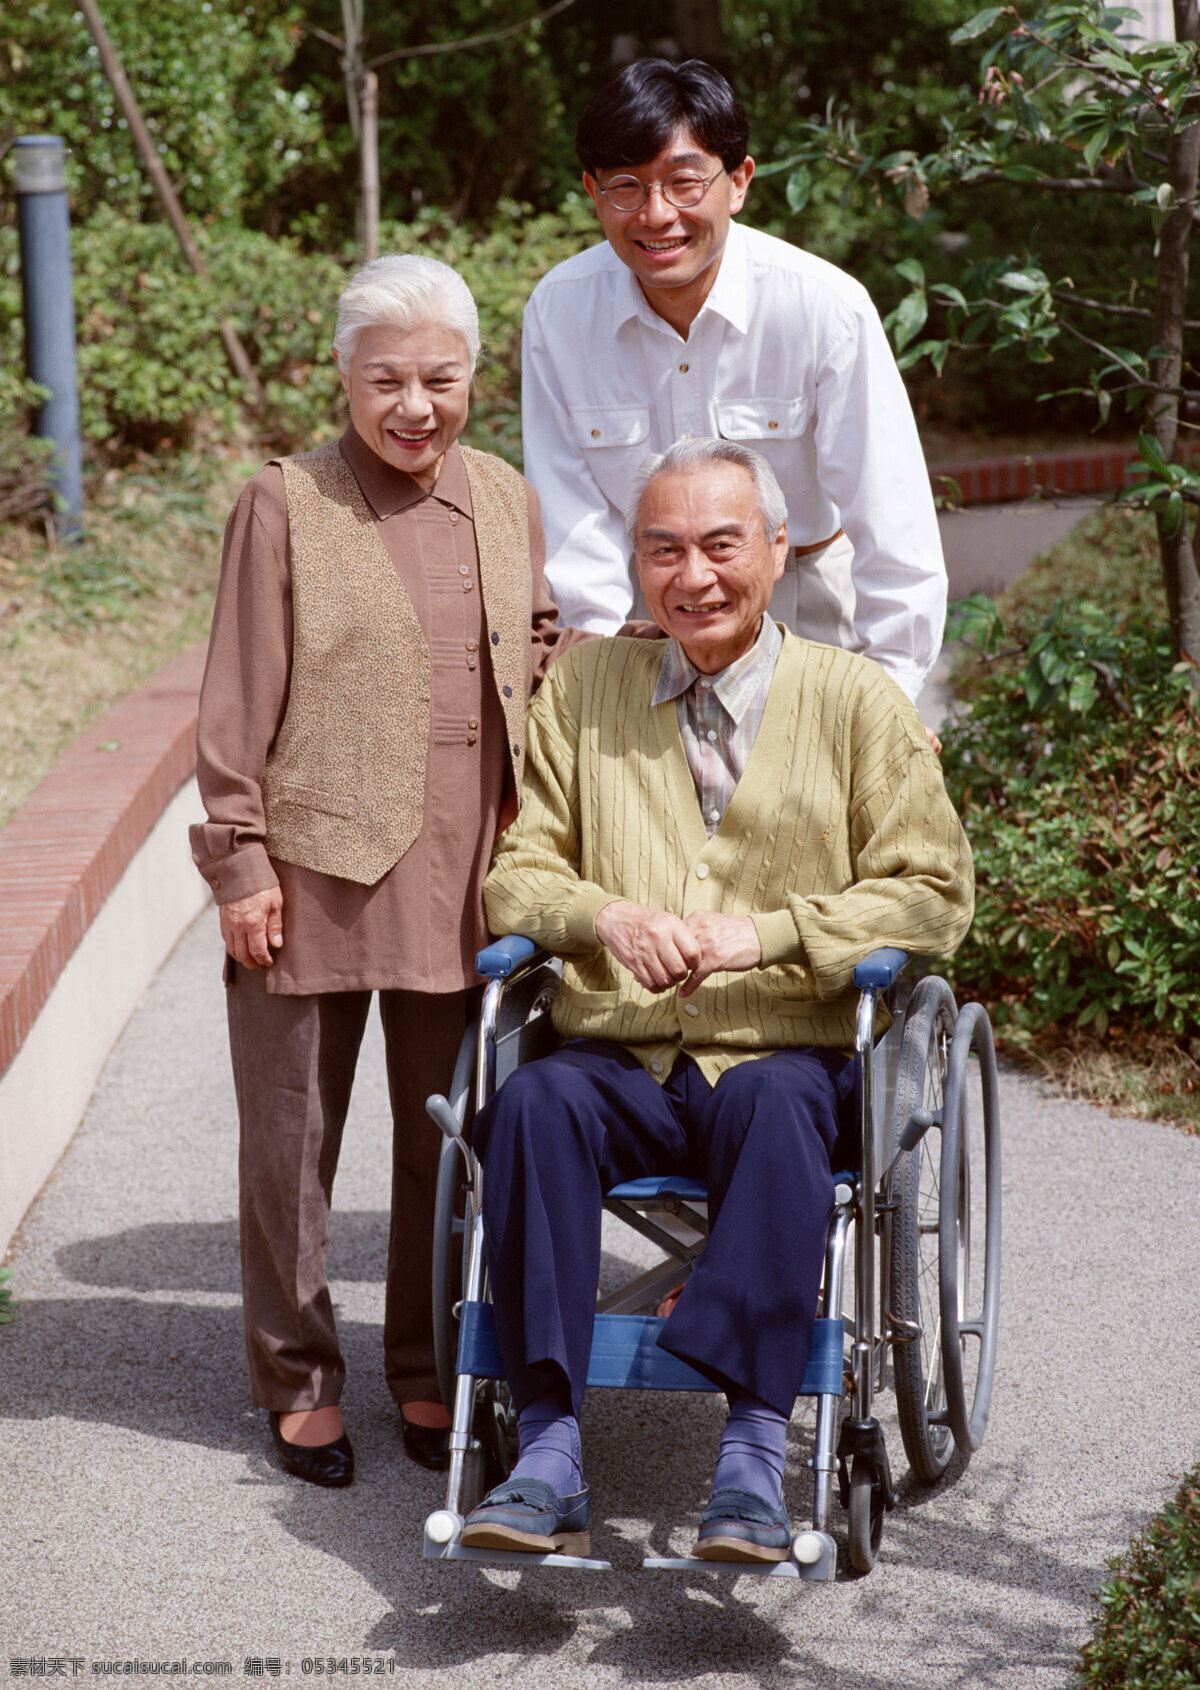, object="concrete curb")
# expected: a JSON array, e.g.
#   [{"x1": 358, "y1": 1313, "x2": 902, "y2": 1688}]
[{"x1": 0, "y1": 641, "x2": 208, "y2": 1254}]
